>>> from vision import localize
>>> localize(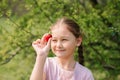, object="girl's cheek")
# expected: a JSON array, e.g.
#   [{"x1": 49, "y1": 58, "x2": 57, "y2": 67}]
[{"x1": 51, "y1": 42, "x2": 55, "y2": 48}]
